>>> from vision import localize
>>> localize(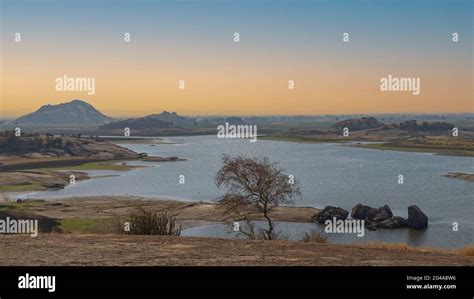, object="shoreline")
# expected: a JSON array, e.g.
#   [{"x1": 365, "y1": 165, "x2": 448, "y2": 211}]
[
  {"x1": 0, "y1": 155, "x2": 184, "y2": 193},
  {"x1": 443, "y1": 172, "x2": 474, "y2": 182},
  {"x1": 260, "y1": 135, "x2": 474, "y2": 157},
  {"x1": 0, "y1": 195, "x2": 319, "y2": 231}
]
